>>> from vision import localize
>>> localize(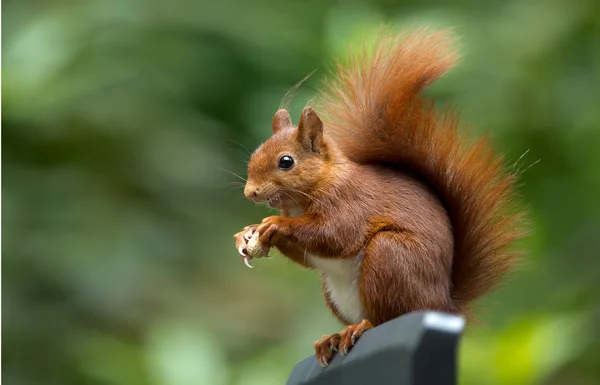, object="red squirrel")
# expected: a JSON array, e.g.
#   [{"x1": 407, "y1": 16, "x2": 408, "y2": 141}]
[{"x1": 233, "y1": 28, "x2": 524, "y2": 367}]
